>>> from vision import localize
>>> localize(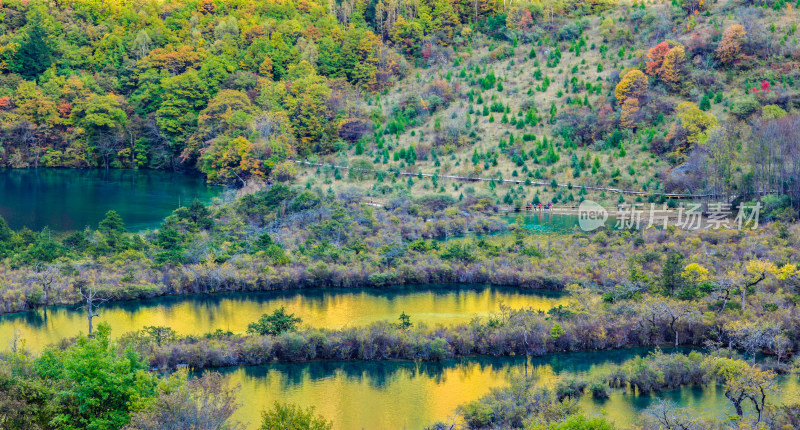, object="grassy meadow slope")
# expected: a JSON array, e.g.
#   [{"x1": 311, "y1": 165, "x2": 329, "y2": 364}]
[{"x1": 308, "y1": 0, "x2": 800, "y2": 212}]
